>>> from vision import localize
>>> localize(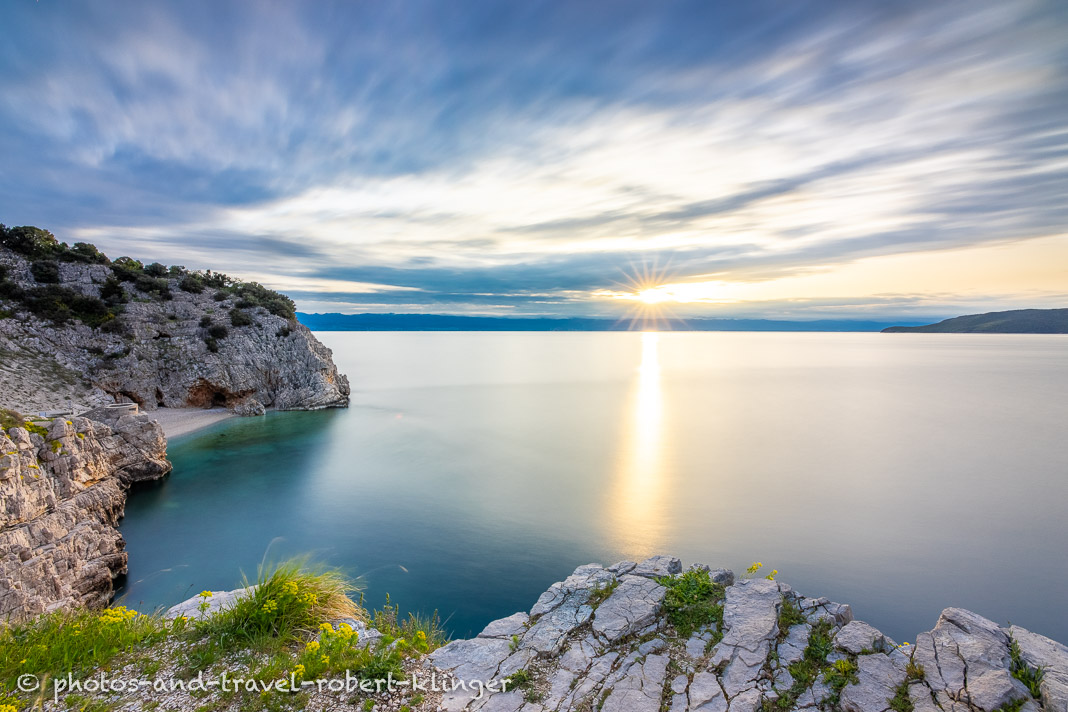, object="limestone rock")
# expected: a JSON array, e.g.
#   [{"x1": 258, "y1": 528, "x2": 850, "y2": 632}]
[
  {"x1": 166, "y1": 586, "x2": 252, "y2": 620},
  {"x1": 591, "y1": 575, "x2": 666, "y2": 643},
  {"x1": 230, "y1": 398, "x2": 266, "y2": 417},
  {"x1": 426, "y1": 559, "x2": 1067, "y2": 712},
  {"x1": 631, "y1": 555, "x2": 682, "y2": 579},
  {"x1": 836, "y1": 620, "x2": 888, "y2": 654},
  {"x1": 1009, "y1": 625, "x2": 1068, "y2": 712},
  {"x1": 839, "y1": 653, "x2": 905, "y2": 712},
  {"x1": 0, "y1": 413, "x2": 170, "y2": 619},
  {"x1": 0, "y1": 246, "x2": 349, "y2": 415}
]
